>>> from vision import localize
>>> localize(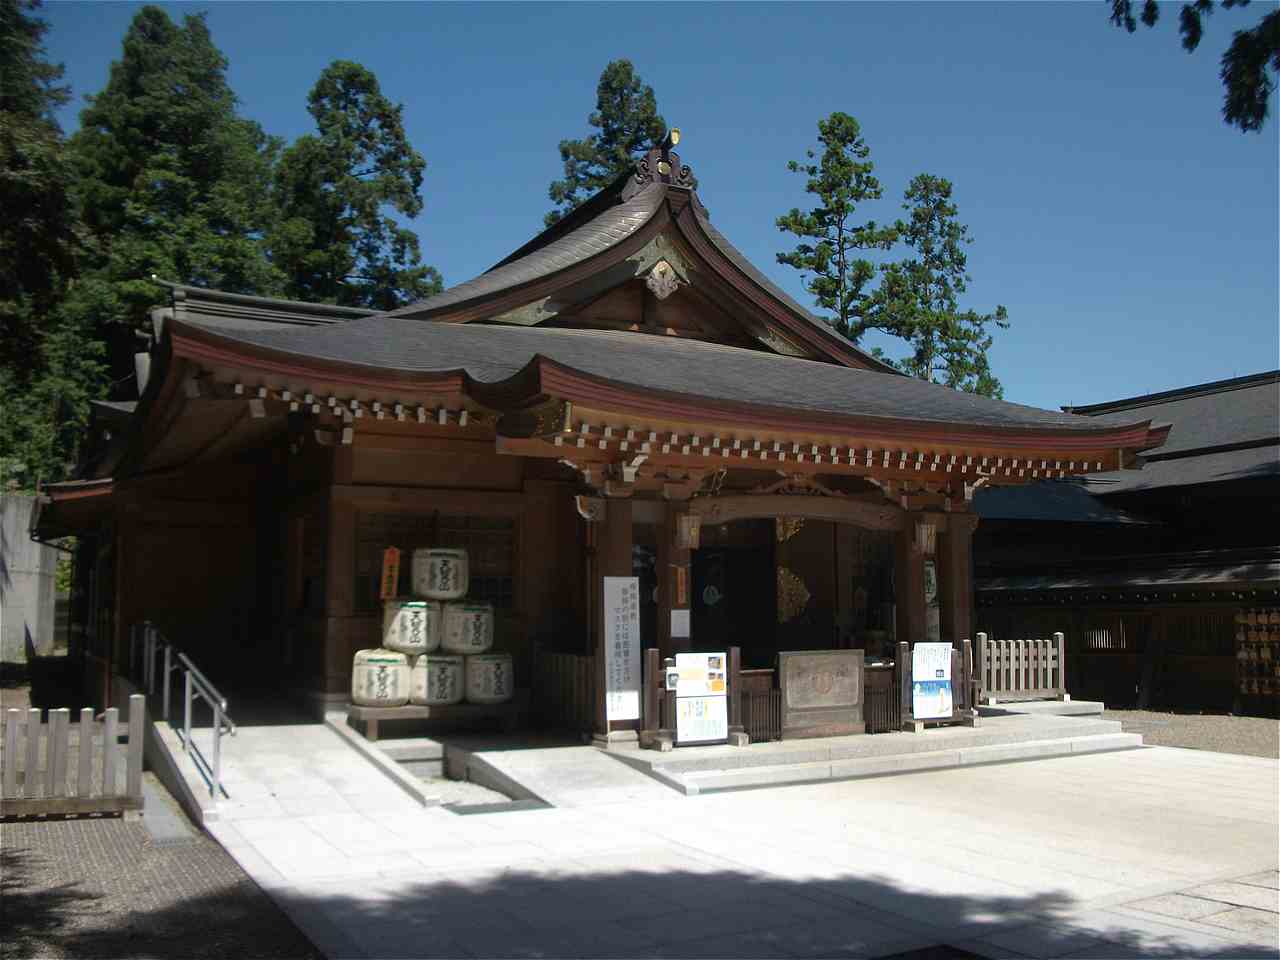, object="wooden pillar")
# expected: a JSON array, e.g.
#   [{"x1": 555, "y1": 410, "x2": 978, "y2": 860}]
[
  {"x1": 323, "y1": 492, "x2": 357, "y2": 697},
  {"x1": 939, "y1": 513, "x2": 977, "y2": 646},
  {"x1": 657, "y1": 499, "x2": 693, "y2": 659},
  {"x1": 894, "y1": 520, "x2": 926, "y2": 646},
  {"x1": 594, "y1": 496, "x2": 633, "y2": 741}
]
